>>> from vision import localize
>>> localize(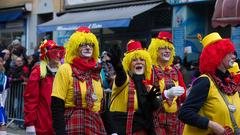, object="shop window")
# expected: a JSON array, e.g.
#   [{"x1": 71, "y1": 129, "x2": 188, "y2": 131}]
[
  {"x1": 151, "y1": 6, "x2": 172, "y2": 29},
  {"x1": 0, "y1": 31, "x2": 24, "y2": 47}
]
